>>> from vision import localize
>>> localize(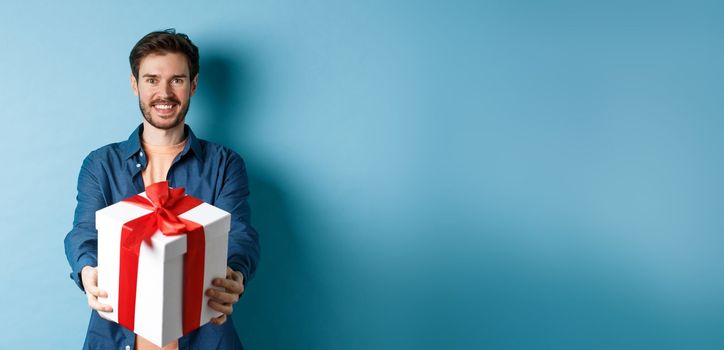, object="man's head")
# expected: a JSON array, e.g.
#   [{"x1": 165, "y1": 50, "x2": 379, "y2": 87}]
[{"x1": 129, "y1": 29, "x2": 199, "y2": 130}]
